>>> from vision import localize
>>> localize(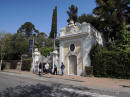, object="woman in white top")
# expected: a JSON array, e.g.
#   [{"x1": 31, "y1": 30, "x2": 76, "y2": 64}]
[{"x1": 45, "y1": 63, "x2": 49, "y2": 73}]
